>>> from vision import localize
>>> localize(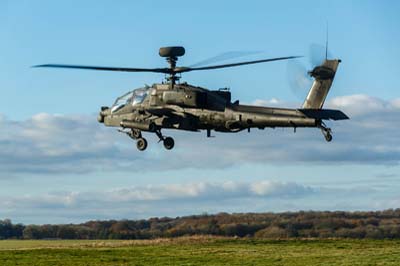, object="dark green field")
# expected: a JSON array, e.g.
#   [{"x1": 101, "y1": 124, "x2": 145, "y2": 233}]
[{"x1": 0, "y1": 237, "x2": 399, "y2": 265}]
